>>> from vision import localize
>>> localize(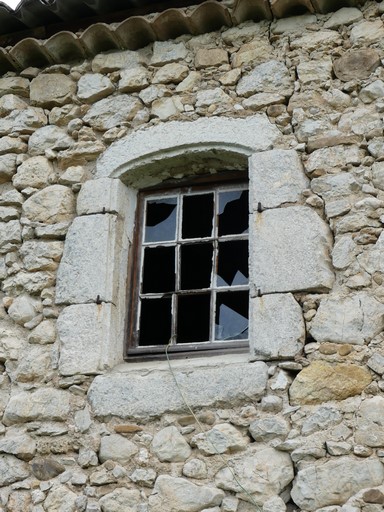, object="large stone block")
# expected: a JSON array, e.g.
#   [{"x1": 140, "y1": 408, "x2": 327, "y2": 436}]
[
  {"x1": 236, "y1": 60, "x2": 294, "y2": 98},
  {"x1": 95, "y1": 115, "x2": 281, "y2": 184},
  {"x1": 88, "y1": 360, "x2": 268, "y2": 419},
  {"x1": 56, "y1": 214, "x2": 118, "y2": 304},
  {"x1": 291, "y1": 457, "x2": 384, "y2": 511},
  {"x1": 250, "y1": 206, "x2": 334, "y2": 294},
  {"x1": 289, "y1": 361, "x2": 371, "y2": 405},
  {"x1": 22, "y1": 185, "x2": 75, "y2": 224},
  {"x1": 3, "y1": 388, "x2": 70, "y2": 425},
  {"x1": 76, "y1": 177, "x2": 135, "y2": 217},
  {"x1": 30, "y1": 74, "x2": 76, "y2": 108},
  {"x1": 310, "y1": 293, "x2": 384, "y2": 345},
  {"x1": 249, "y1": 149, "x2": 308, "y2": 209},
  {"x1": 83, "y1": 94, "x2": 142, "y2": 131},
  {"x1": 250, "y1": 293, "x2": 305, "y2": 360},
  {"x1": 355, "y1": 396, "x2": 384, "y2": 447},
  {"x1": 57, "y1": 303, "x2": 120, "y2": 375}
]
